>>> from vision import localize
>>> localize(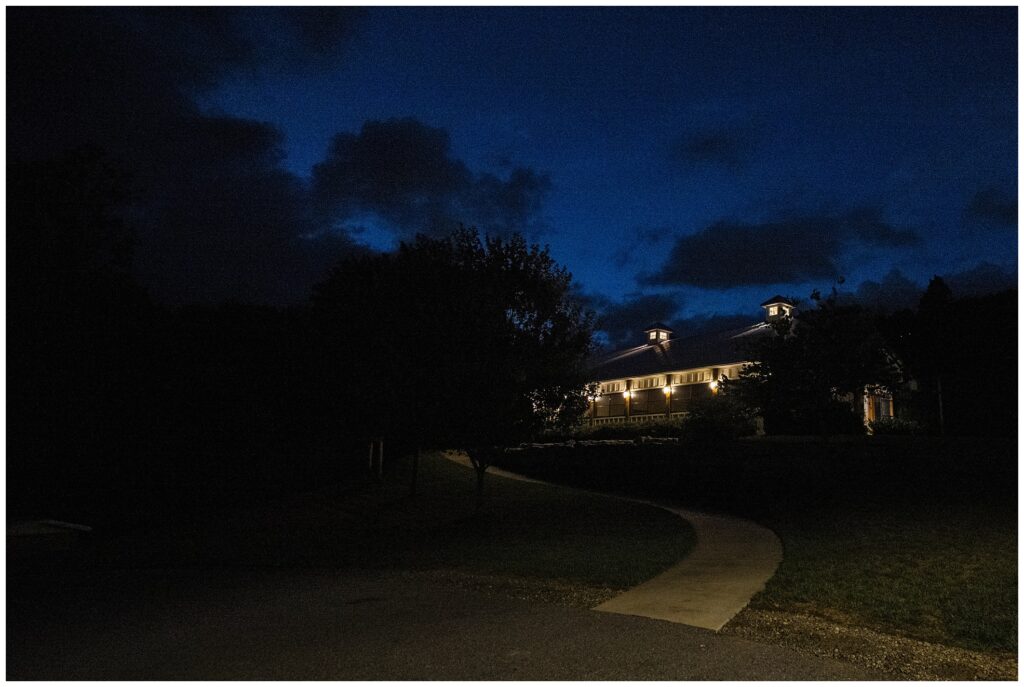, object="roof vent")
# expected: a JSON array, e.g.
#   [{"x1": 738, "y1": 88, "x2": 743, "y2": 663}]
[
  {"x1": 760, "y1": 295, "x2": 796, "y2": 323},
  {"x1": 643, "y1": 322, "x2": 674, "y2": 344}
]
